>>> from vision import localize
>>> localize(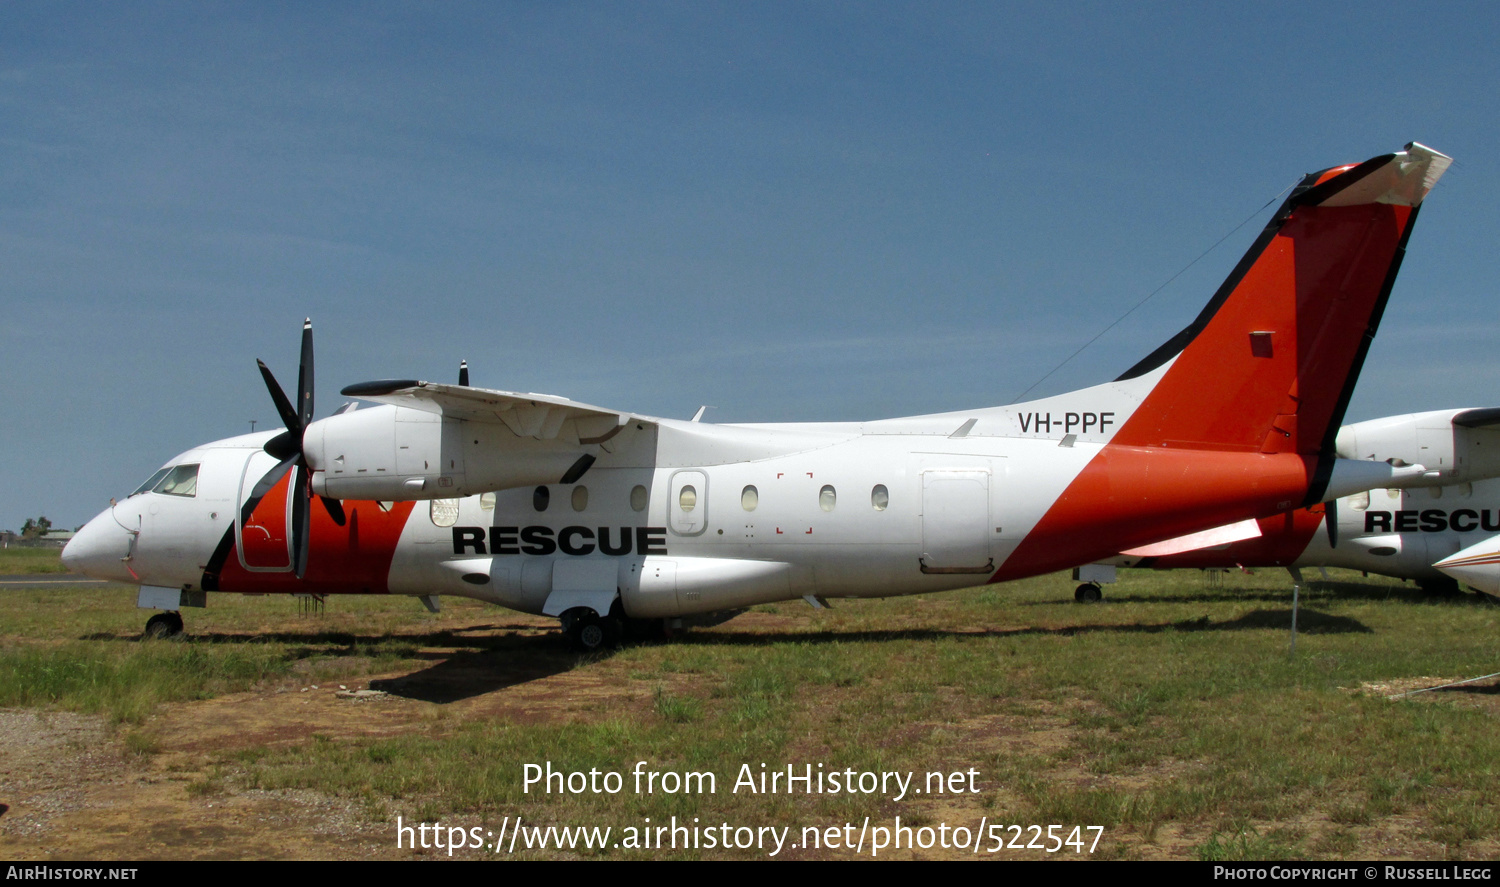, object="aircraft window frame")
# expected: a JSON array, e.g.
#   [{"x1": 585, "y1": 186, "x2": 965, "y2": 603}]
[
  {"x1": 741, "y1": 485, "x2": 758, "y2": 511},
  {"x1": 572, "y1": 486, "x2": 589, "y2": 512},
  {"x1": 430, "y1": 499, "x2": 460, "y2": 528},
  {"x1": 871, "y1": 484, "x2": 889, "y2": 511},
  {"x1": 630, "y1": 485, "x2": 648, "y2": 513},
  {"x1": 131, "y1": 467, "x2": 172, "y2": 497},
  {"x1": 152, "y1": 464, "x2": 200, "y2": 498},
  {"x1": 533, "y1": 486, "x2": 550, "y2": 512},
  {"x1": 819, "y1": 485, "x2": 836, "y2": 512}
]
